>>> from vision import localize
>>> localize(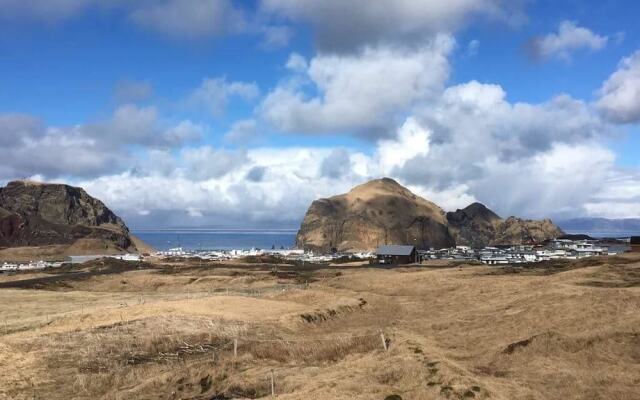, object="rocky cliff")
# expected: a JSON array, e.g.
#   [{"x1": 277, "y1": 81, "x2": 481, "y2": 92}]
[
  {"x1": 0, "y1": 180, "x2": 141, "y2": 256},
  {"x1": 447, "y1": 203, "x2": 564, "y2": 248},
  {"x1": 296, "y1": 178, "x2": 455, "y2": 252},
  {"x1": 297, "y1": 178, "x2": 564, "y2": 251},
  {"x1": 446, "y1": 203, "x2": 503, "y2": 249}
]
